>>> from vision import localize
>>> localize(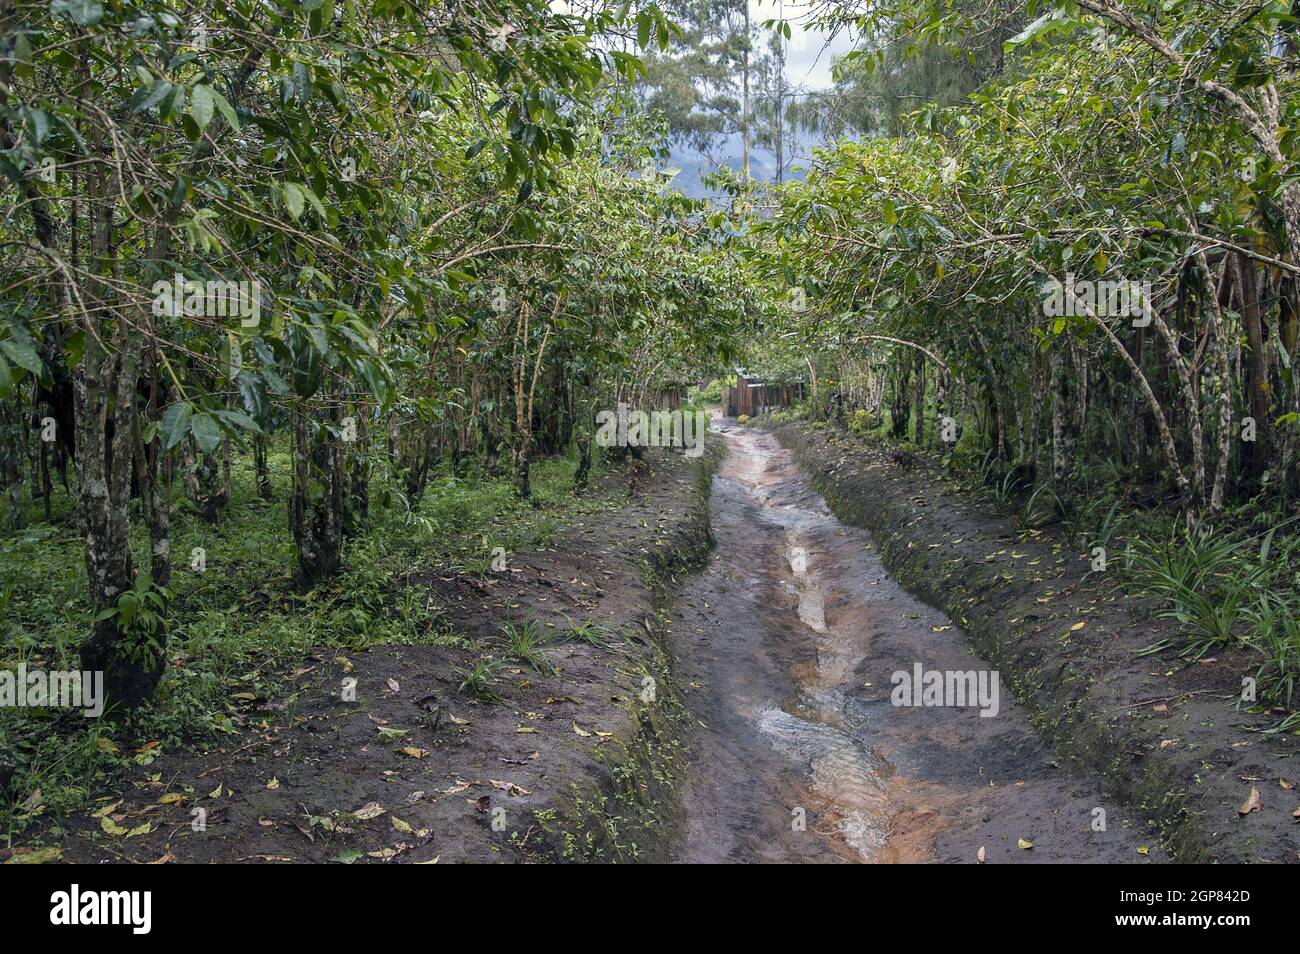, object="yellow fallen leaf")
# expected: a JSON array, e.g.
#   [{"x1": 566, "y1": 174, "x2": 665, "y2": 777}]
[
  {"x1": 266, "y1": 777, "x2": 280, "y2": 790},
  {"x1": 2, "y1": 846, "x2": 62, "y2": 864},
  {"x1": 353, "y1": 802, "x2": 385, "y2": 820},
  {"x1": 572, "y1": 723, "x2": 591, "y2": 737},
  {"x1": 398, "y1": 746, "x2": 428, "y2": 759},
  {"x1": 1137, "y1": 846, "x2": 1149, "y2": 855},
  {"x1": 207, "y1": 784, "x2": 223, "y2": 799},
  {"x1": 127, "y1": 822, "x2": 151, "y2": 838},
  {"x1": 1018, "y1": 838, "x2": 1034, "y2": 850},
  {"x1": 100, "y1": 816, "x2": 129, "y2": 836},
  {"x1": 158, "y1": 792, "x2": 185, "y2": 805},
  {"x1": 976, "y1": 846, "x2": 985, "y2": 864},
  {"x1": 91, "y1": 799, "x2": 123, "y2": 818},
  {"x1": 1070, "y1": 622, "x2": 1086, "y2": 631},
  {"x1": 391, "y1": 817, "x2": 414, "y2": 834}
]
